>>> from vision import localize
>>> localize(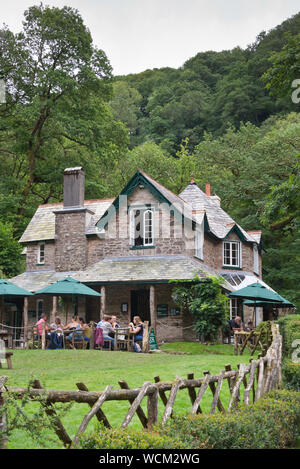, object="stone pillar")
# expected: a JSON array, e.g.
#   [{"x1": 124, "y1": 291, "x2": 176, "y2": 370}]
[
  {"x1": 100, "y1": 286, "x2": 106, "y2": 319},
  {"x1": 150, "y1": 285, "x2": 156, "y2": 334},
  {"x1": 23, "y1": 297, "x2": 28, "y2": 349}
]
